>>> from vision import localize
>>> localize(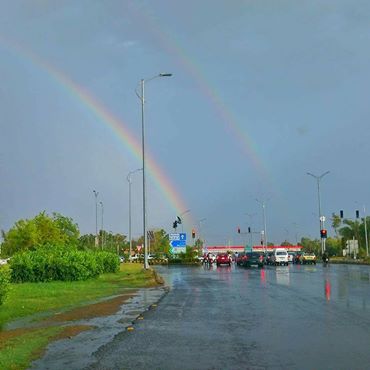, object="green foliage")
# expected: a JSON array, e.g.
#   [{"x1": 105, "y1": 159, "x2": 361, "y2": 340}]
[
  {"x1": 194, "y1": 238, "x2": 204, "y2": 255},
  {"x1": 1, "y1": 212, "x2": 80, "y2": 257},
  {"x1": 281, "y1": 240, "x2": 292, "y2": 246},
  {"x1": 0, "y1": 266, "x2": 10, "y2": 305},
  {"x1": 331, "y1": 213, "x2": 341, "y2": 236},
  {"x1": 338, "y1": 217, "x2": 370, "y2": 255},
  {"x1": 78, "y1": 232, "x2": 128, "y2": 254},
  {"x1": 52, "y1": 213, "x2": 80, "y2": 247},
  {"x1": 172, "y1": 246, "x2": 198, "y2": 263},
  {"x1": 325, "y1": 237, "x2": 342, "y2": 256},
  {"x1": 9, "y1": 246, "x2": 119, "y2": 283},
  {"x1": 300, "y1": 237, "x2": 321, "y2": 255},
  {"x1": 147, "y1": 229, "x2": 170, "y2": 255}
]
